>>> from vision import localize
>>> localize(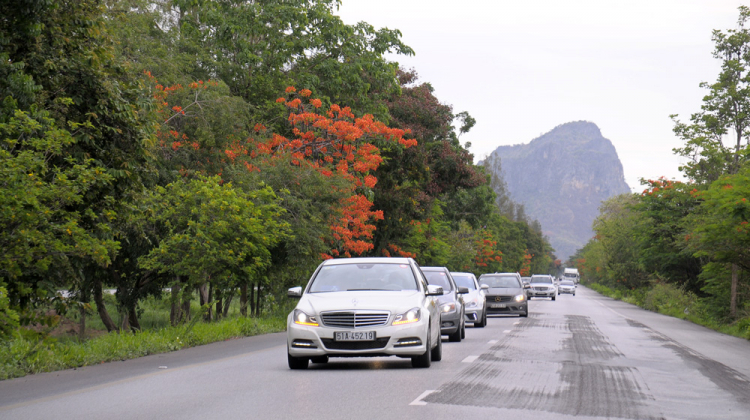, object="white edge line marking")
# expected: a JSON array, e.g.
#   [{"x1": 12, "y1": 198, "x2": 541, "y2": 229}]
[
  {"x1": 462, "y1": 355, "x2": 479, "y2": 363},
  {"x1": 410, "y1": 390, "x2": 438, "y2": 406}
]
